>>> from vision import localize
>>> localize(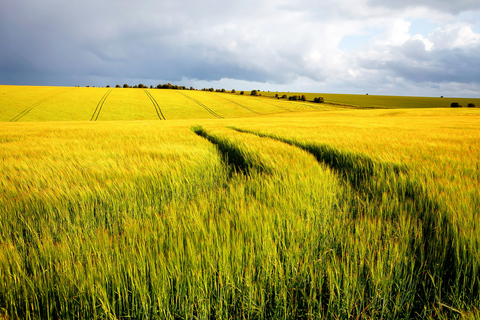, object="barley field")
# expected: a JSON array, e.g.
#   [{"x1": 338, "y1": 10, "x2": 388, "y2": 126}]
[{"x1": 0, "y1": 85, "x2": 479, "y2": 319}]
